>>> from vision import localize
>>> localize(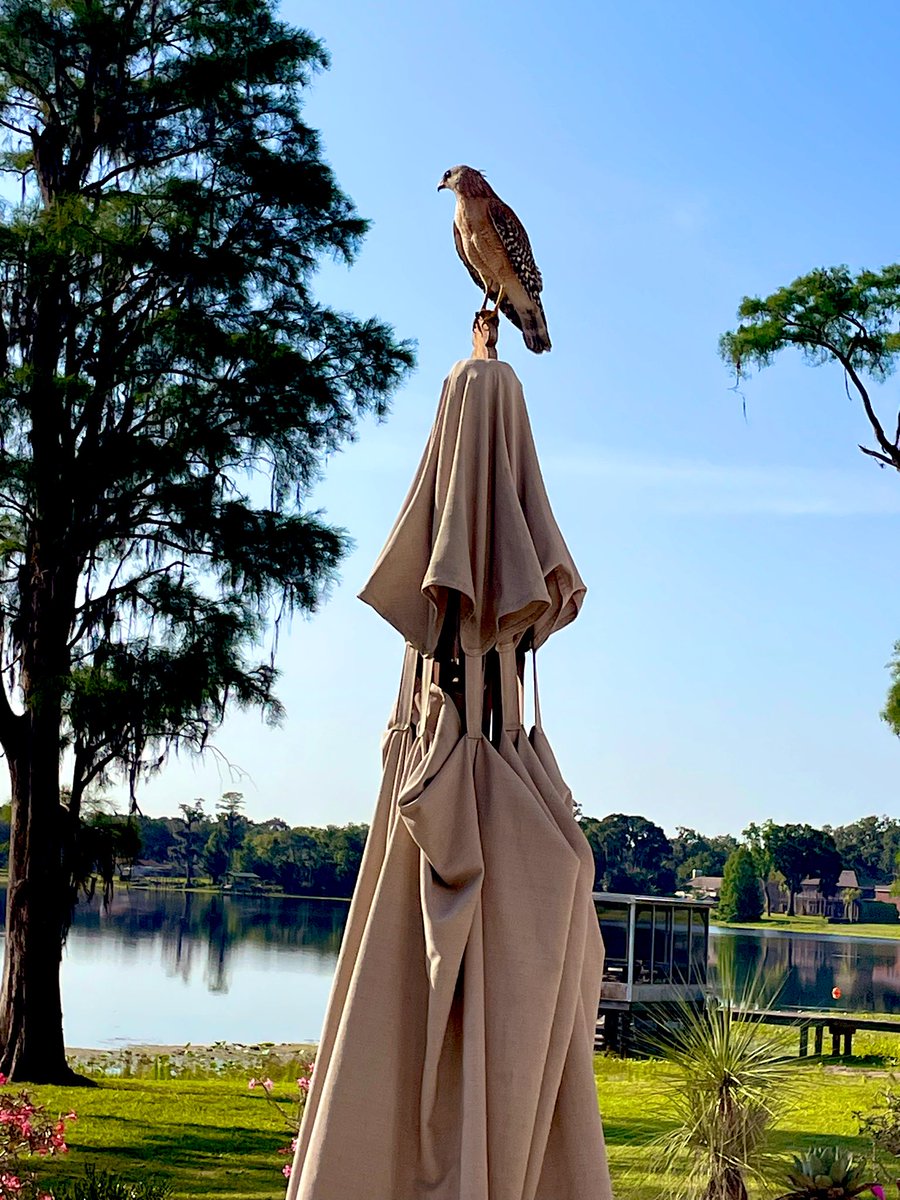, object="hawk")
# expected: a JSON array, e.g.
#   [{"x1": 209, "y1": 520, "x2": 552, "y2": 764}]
[{"x1": 438, "y1": 165, "x2": 551, "y2": 354}]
